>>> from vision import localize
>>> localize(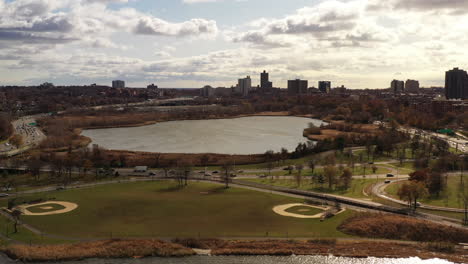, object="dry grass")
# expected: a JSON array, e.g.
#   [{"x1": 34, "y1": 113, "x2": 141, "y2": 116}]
[
  {"x1": 338, "y1": 213, "x2": 468, "y2": 243},
  {"x1": 203, "y1": 239, "x2": 467, "y2": 263},
  {"x1": 3, "y1": 239, "x2": 194, "y2": 262}
]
